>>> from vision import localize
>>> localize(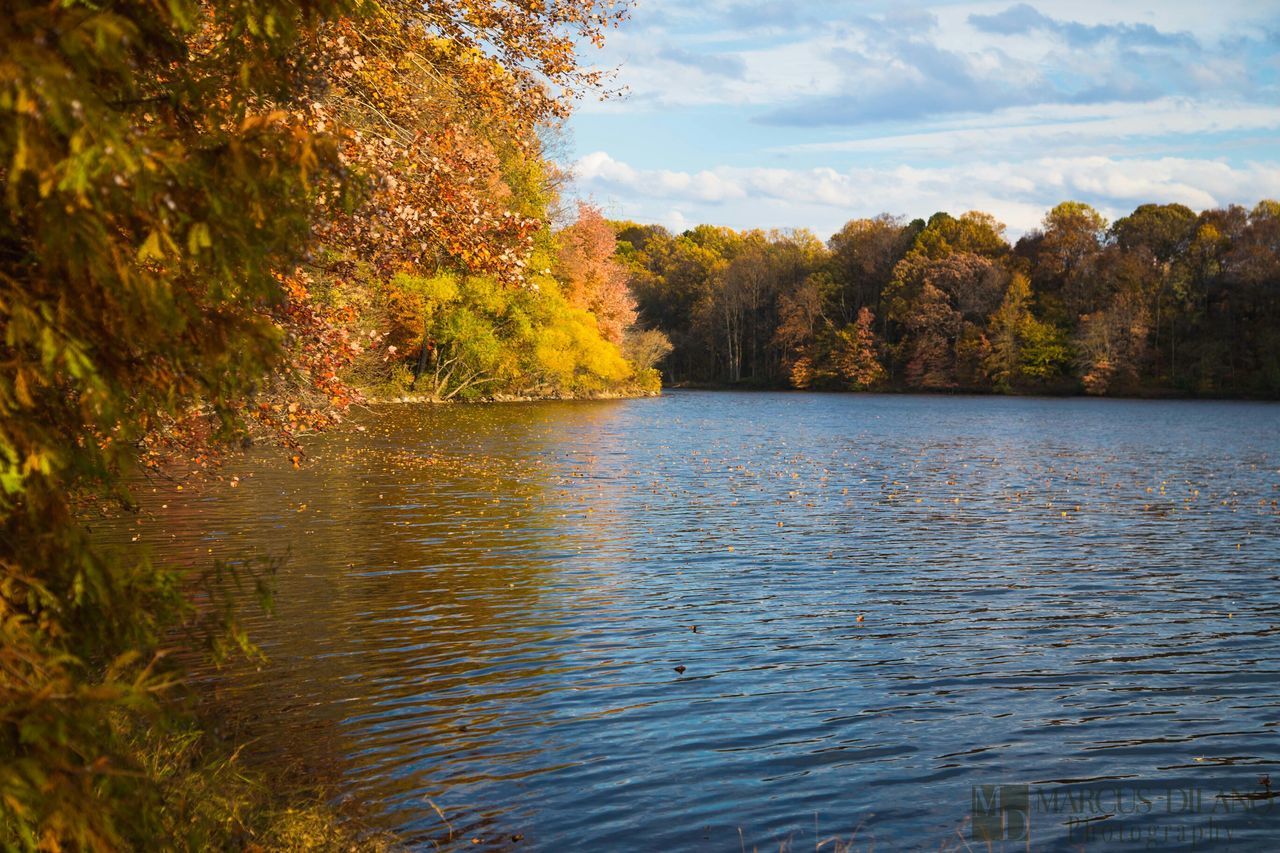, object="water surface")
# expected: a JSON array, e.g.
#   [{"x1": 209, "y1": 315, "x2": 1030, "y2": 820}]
[{"x1": 122, "y1": 392, "x2": 1280, "y2": 850}]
